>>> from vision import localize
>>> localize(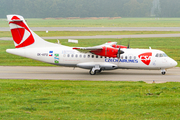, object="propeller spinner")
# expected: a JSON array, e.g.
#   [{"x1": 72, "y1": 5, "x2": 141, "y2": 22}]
[{"x1": 117, "y1": 47, "x2": 124, "y2": 58}]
